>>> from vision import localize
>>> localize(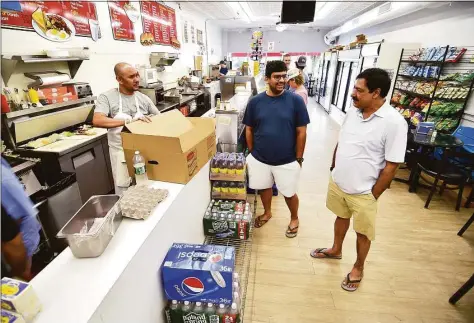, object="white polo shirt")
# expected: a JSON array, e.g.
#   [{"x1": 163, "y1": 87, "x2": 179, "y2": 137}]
[{"x1": 332, "y1": 102, "x2": 408, "y2": 195}]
